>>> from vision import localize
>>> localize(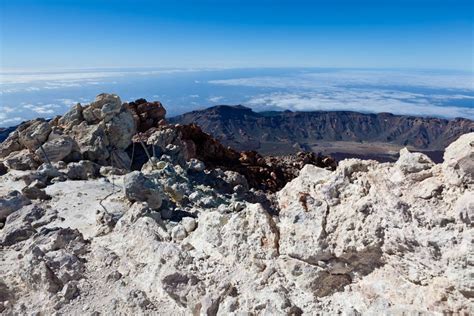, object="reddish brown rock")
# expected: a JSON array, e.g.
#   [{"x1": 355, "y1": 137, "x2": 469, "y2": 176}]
[{"x1": 126, "y1": 99, "x2": 167, "y2": 132}]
